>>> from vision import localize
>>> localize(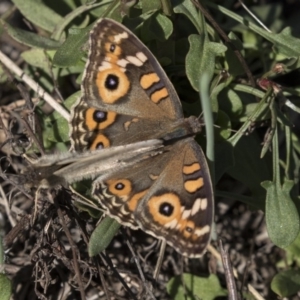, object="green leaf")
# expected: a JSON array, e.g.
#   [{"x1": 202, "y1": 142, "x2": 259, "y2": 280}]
[
  {"x1": 215, "y1": 110, "x2": 231, "y2": 140},
  {"x1": 262, "y1": 179, "x2": 300, "y2": 248},
  {"x1": 88, "y1": 217, "x2": 121, "y2": 257},
  {"x1": 285, "y1": 231, "x2": 300, "y2": 267},
  {"x1": 186, "y1": 34, "x2": 226, "y2": 91},
  {"x1": 11, "y1": 0, "x2": 63, "y2": 32},
  {"x1": 141, "y1": 0, "x2": 161, "y2": 13},
  {"x1": 154, "y1": 13, "x2": 173, "y2": 40},
  {"x1": 262, "y1": 124, "x2": 300, "y2": 248},
  {"x1": 141, "y1": 13, "x2": 173, "y2": 42},
  {"x1": 271, "y1": 269, "x2": 300, "y2": 297},
  {"x1": 272, "y1": 27, "x2": 300, "y2": 57},
  {"x1": 238, "y1": 103, "x2": 270, "y2": 122},
  {"x1": 174, "y1": 0, "x2": 202, "y2": 33},
  {"x1": 53, "y1": 26, "x2": 91, "y2": 67},
  {"x1": 167, "y1": 274, "x2": 227, "y2": 300},
  {"x1": 1, "y1": 21, "x2": 61, "y2": 49},
  {"x1": 42, "y1": 92, "x2": 79, "y2": 146},
  {"x1": 0, "y1": 274, "x2": 12, "y2": 300},
  {"x1": 218, "y1": 88, "x2": 243, "y2": 121},
  {"x1": 205, "y1": 2, "x2": 300, "y2": 58},
  {"x1": 21, "y1": 49, "x2": 55, "y2": 69}
]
